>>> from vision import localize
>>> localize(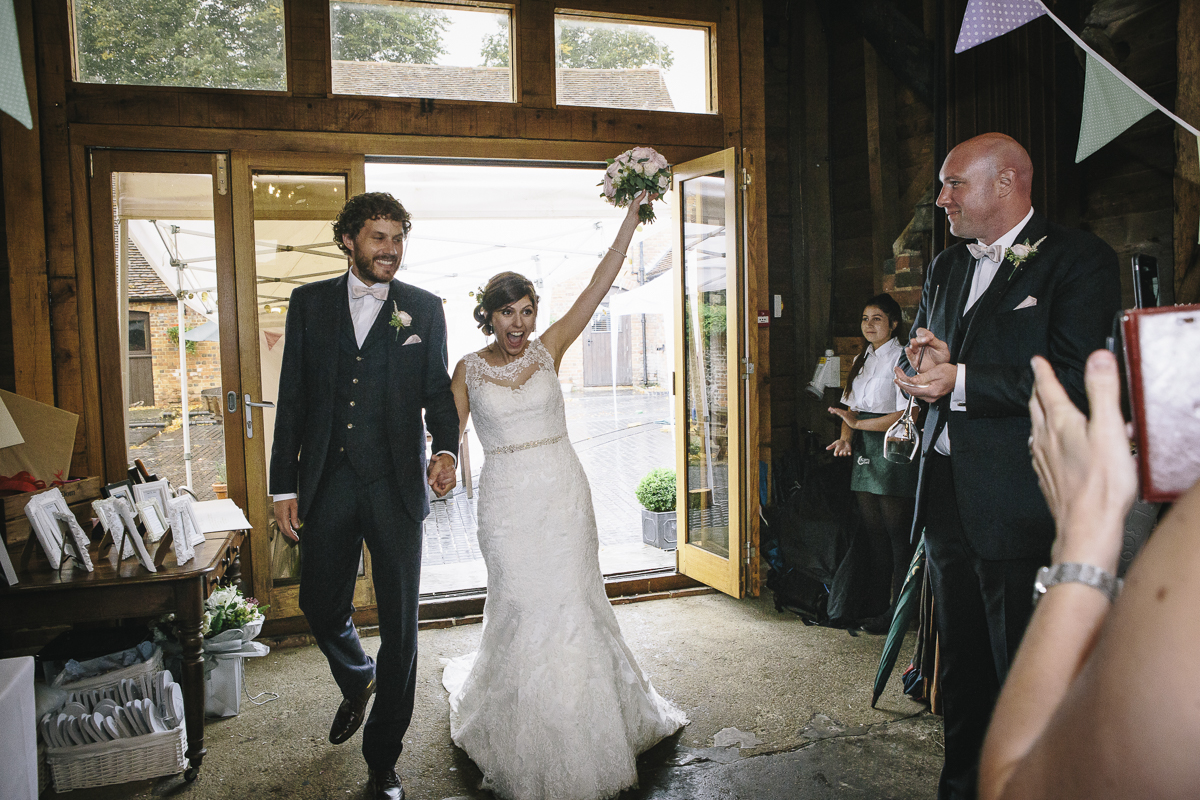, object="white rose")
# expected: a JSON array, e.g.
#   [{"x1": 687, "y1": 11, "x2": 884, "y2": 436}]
[
  {"x1": 657, "y1": 173, "x2": 670, "y2": 192},
  {"x1": 603, "y1": 172, "x2": 615, "y2": 198},
  {"x1": 397, "y1": 311, "x2": 412, "y2": 326},
  {"x1": 1009, "y1": 244, "x2": 1032, "y2": 258}
]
